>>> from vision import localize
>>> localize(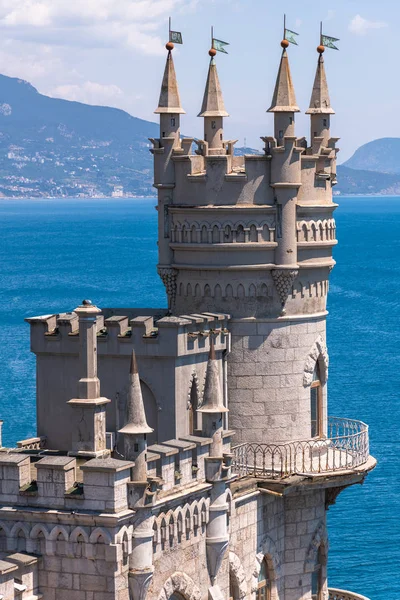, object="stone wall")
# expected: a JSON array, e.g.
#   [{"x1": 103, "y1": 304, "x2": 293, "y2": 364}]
[{"x1": 228, "y1": 317, "x2": 328, "y2": 444}]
